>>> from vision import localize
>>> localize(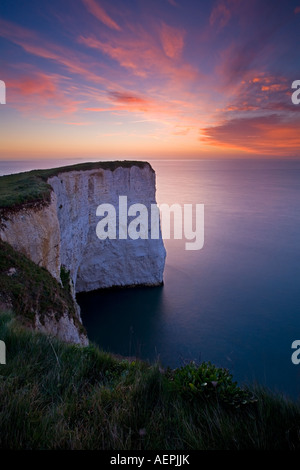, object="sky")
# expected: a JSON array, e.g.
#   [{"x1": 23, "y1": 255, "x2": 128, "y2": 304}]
[{"x1": 0, "y1": 0, "x2": 300, "y2": 160}]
